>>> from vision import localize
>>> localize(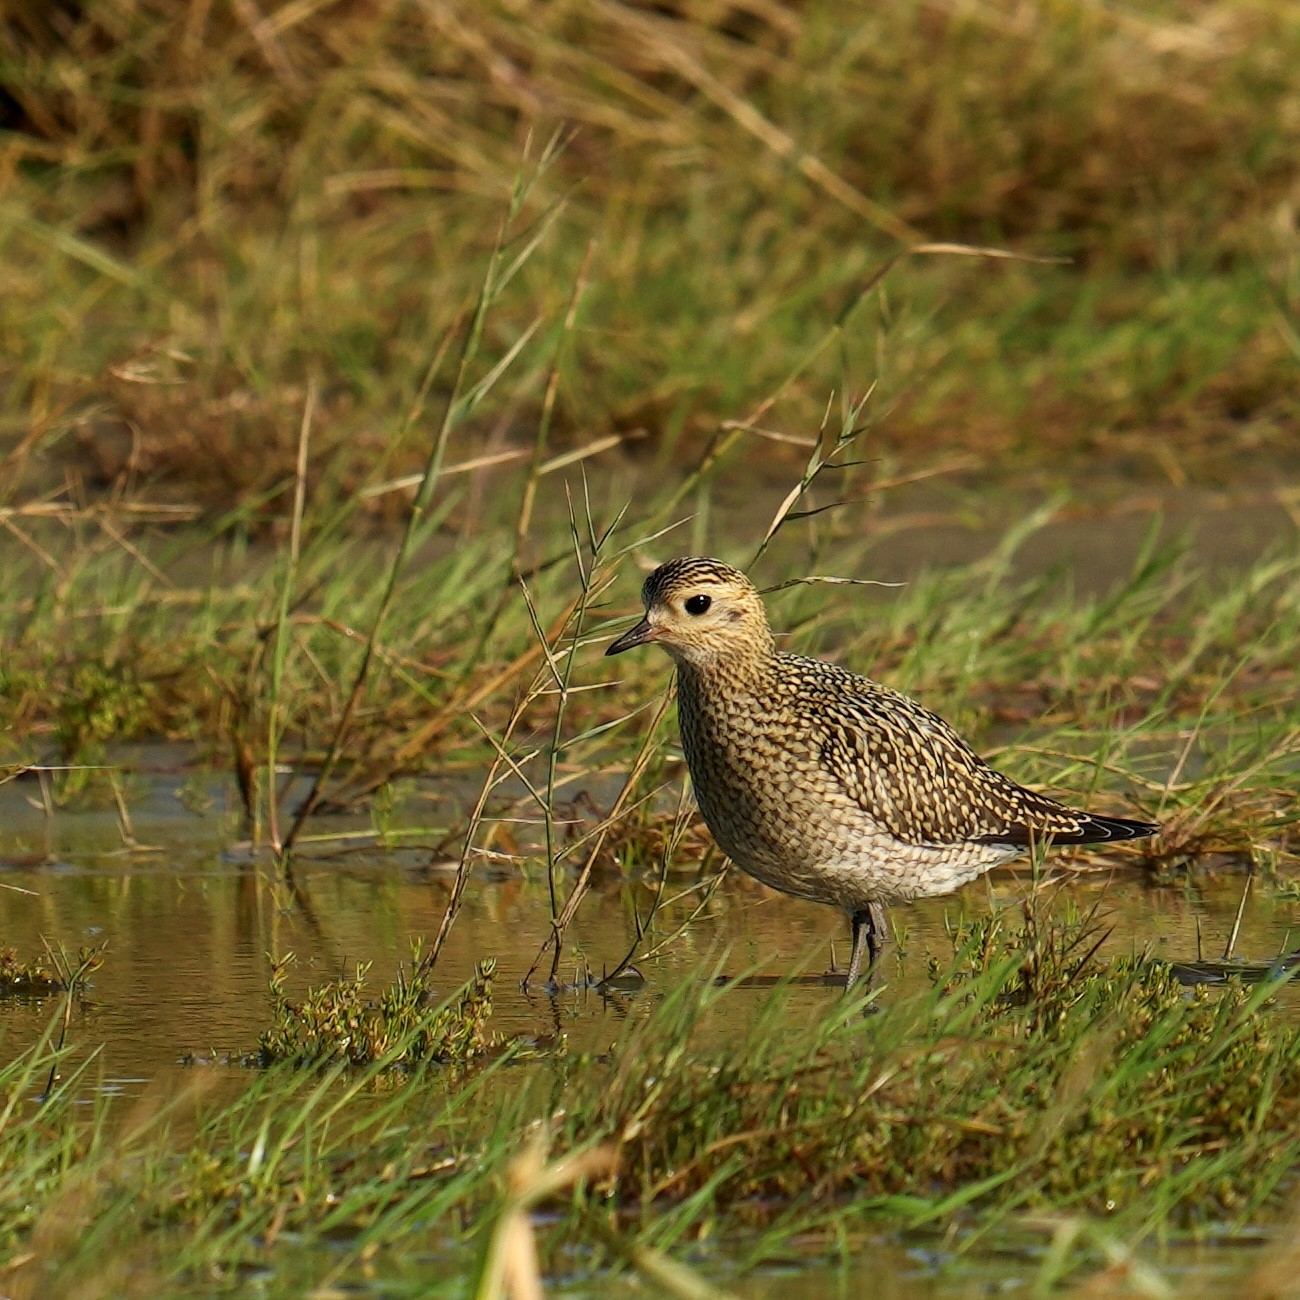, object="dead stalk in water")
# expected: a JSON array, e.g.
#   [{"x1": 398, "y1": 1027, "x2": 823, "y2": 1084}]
[
  {"x1": 599, "y1": 782, "x2": 705, "y2": 987},
  {"x1": 525, "y1": 687, "x2": 674, "y2": 989},
  {"x1": 266, "y1": 380, "x2": 314, "y2": 852},
  {"x1": 279, "y1": 141, "x2": 563, "y2": 856},
  {"x1": 422, "y1": 581, "x2": 585, "y2": 973}
]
